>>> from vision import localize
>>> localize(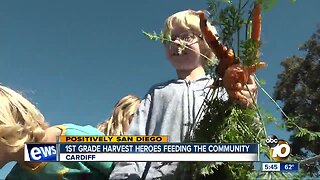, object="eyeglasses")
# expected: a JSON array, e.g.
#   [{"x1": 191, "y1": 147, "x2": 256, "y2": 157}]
[{"x1": 164, "y1": 31, "x2": 203, "y2": 48}]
